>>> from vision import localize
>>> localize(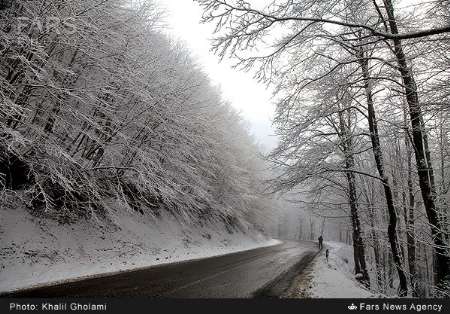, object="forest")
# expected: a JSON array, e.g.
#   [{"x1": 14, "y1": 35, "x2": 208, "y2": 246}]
[
  {"x1": 0, "y1": 0, "x2": 275, "y2": 247},
  {"x1": 196, "y1": 0, "x2": 450, "y2": 298}
]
